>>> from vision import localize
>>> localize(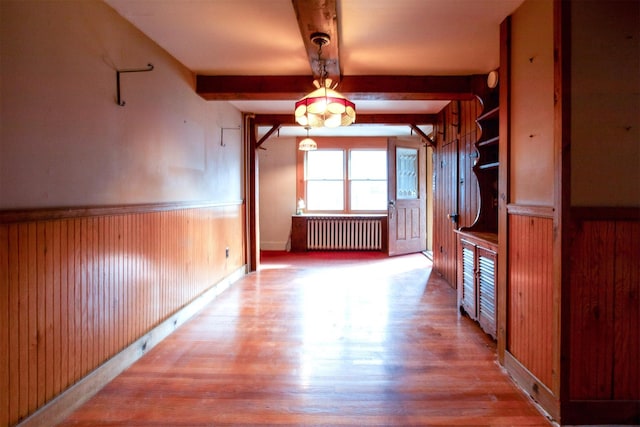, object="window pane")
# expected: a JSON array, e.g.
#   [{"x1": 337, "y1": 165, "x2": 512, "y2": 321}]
[
  {"x1": 306, "y1": 150, "x2": 343, "y2": 179},
  {"x1": 306, "y1": 181, "x2": 344, "y2": 210},
  {"x1": 396, "y1": 147, "x2": 418, "y2": 199},
  {"x1": 350, "y1": 181, "x2": 387, "y2": 210},
  {"x1": 350, "y1": 150, "x2": 387, "y2": 179}
]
